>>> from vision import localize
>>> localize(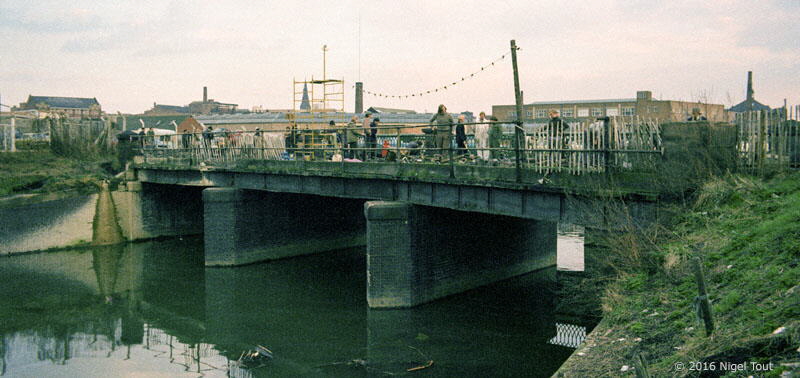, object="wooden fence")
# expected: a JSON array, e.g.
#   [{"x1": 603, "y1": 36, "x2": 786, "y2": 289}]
[
  {"x1": 524, "y1": 116, "x2": 662, "y2": 174},
  {"x1": 0, "y1": 120, "x2": 15, "y2": 152},
  {"x1": 43, "y1": 117, "x2": 116, "y2": 157},
  {"x1": 736, "y1": 106, "x2": 800, "y2": 172}
]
